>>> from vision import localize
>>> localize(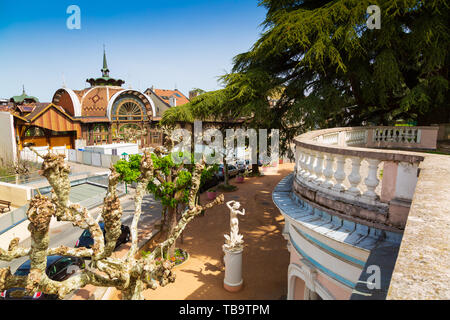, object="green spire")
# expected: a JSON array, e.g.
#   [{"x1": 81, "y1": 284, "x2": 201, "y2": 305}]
[{"x1": 101, "y1": 45, "x2": 109, "y2": 77}]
